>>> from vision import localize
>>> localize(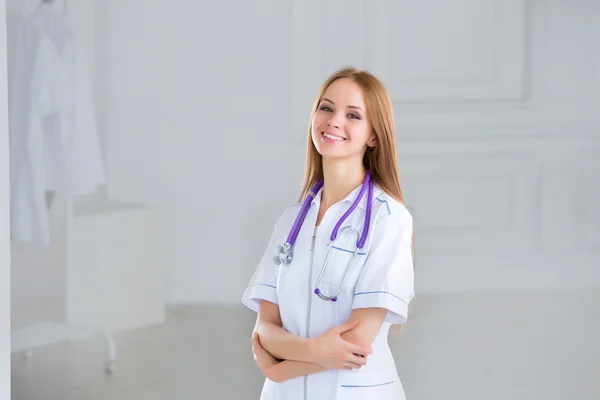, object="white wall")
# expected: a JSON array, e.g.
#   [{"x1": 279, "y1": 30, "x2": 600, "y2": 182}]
[
  {"x1": 97, "y1": 0, "x2": 600, "y2": 305},
  {"x1": 11, "y1": 0, "x2": 600, "y2": 317},
  {"x1": 1, "y1": 0, "x2": 12, "y2": 397},
  {"x1": 97, "y1": 0, "x2": 296, "y2": 304}
]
